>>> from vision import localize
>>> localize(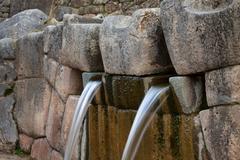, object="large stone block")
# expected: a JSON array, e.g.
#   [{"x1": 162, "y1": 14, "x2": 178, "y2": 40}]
[
  {"x1": 43, "y1": 24, "x2": 63, "y2": 62},
  {"x1": 88, "y1": 105, "x2": 205, "y2": 160},
  {"x1": 0, "y1": 9, "x2": 47, "y2": 39},
  {"x1": 61, "y1": 23, "x2": 104, "y2": 71},
  {"x1": 160, "y1": 0, "x2": 240, "y2": 75},
  {"x1": 16, "y1": 32, "x2": 44, "y2": 79},
  {"x1": 43, "y1": 56, "x2": 60, "y2": 87},
  {"x1": 200, "y1": 105, "x2": 240, "y2": 160},
  {"x1": 206, "y1": 65, "x2": 240, "y2": 107},
  {"x1": 169, "y1": 76, "x2": 206, "y2": 114},
  {"x1": 63, "y1": 14, "x2": 103, "y2": 25},
  {"x1": 100, "y1": 8, "x2": 173, "y2": 76},
  {"x1": 14, "y1": 78, "x2": 51, "y2": 137},
  {"x1": 51, "y1": 150, "x2": 63, "y2": 160},
  {"x1": 61, "y1": 95, "x2": 80, "y2": 160},
  {"x1": 19, "y1": 134, "x2": 34, "y2": 153},
  {"x1": 55, "y1": 65, "x2": 82, "y2": 101},
  {"x1": 0, "y1": 38, "x2": 16, "y2": 60},
  {"x1": 46, "y1": 89, "x2": 65, "y2": 151},
  {"x1": 0, "y1": 96, "x2": 18, "y2": 152},
  {"x1": 31, "y1": 138, "x2": 52, "y2": 160}
]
